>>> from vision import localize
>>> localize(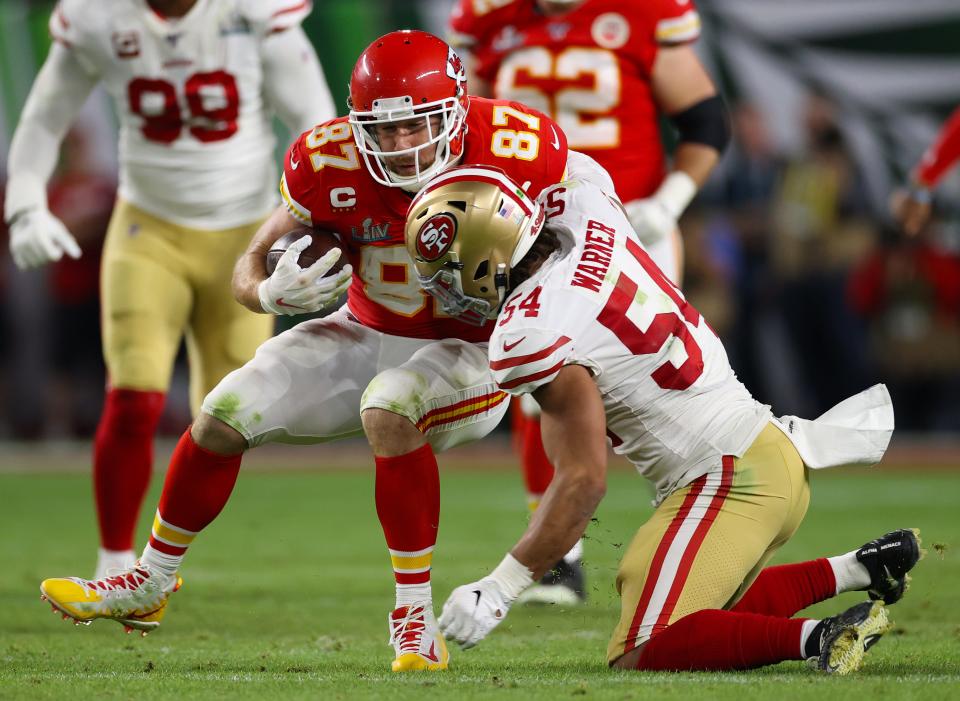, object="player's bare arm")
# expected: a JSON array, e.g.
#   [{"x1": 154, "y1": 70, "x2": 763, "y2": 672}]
[
  {"x1": 231, "y1": 206, "x2": 306, "y2": 311},
  {"x1": 652, "y1": 44, "x2": 726, "y2": 187},
  {"x1": 513, "y1": 365, "x2": 608, "y2": 578}
]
